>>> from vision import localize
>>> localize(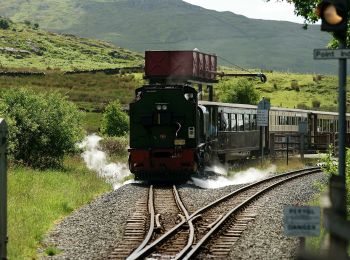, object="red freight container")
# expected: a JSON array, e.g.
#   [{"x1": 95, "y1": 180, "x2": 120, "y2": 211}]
[{"x1": 145, "y1": 50, "x2": 217, "y2": 82}]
